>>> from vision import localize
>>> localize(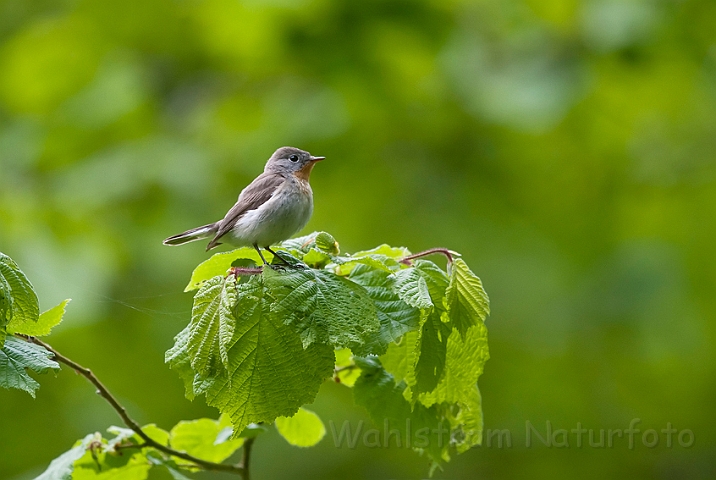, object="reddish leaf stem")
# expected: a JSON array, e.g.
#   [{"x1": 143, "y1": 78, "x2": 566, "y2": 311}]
[{"x1": 400, "y1": 248, "x2": 455, "y2": 265}]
